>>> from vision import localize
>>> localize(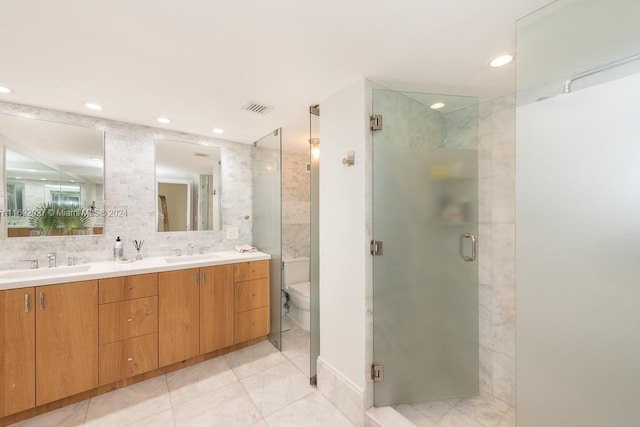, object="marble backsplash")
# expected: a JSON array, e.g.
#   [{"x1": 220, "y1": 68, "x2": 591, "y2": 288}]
[{"x1": 0, "y1": 101, "x2": 253, "y2": 270}]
